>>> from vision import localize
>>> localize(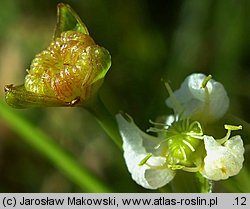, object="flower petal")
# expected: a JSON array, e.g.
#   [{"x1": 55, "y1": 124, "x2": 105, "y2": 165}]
[
  {"x1": 116, "y1": 114, "x2": 175, "y2": 189},
  {"x1": 166, "y1": 73, "x2": 229, "y2": 123},
  {"x1": 224, "y1": 135, "x2": 244, "y2": 166},
  {"x1": 201, "y1": 135, "x2": 244, "y2": 181}
]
